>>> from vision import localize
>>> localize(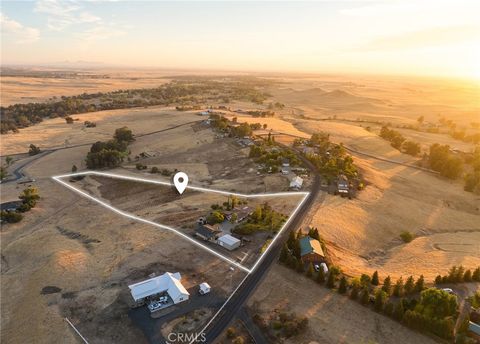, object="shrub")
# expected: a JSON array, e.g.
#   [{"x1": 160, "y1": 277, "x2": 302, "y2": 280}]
[
  {"x1": 400, "y1": 231, "x2": 414, "y2": 243},
  {"x1": 0, "y1": 211, "x2": 23, "y2": 223},
  {"x1": 338, "y1": 276, "x2": 348, "y2": 294},
  {"x1": 226, "y1": 327, "x2": 236, "y2": 339}
]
